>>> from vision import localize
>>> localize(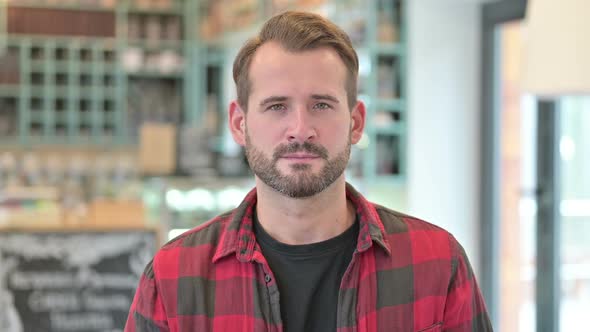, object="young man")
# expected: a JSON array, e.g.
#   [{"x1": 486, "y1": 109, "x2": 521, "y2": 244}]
[{"x1": 125, "y1": 11, "x2": 492, "y2": 332}]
